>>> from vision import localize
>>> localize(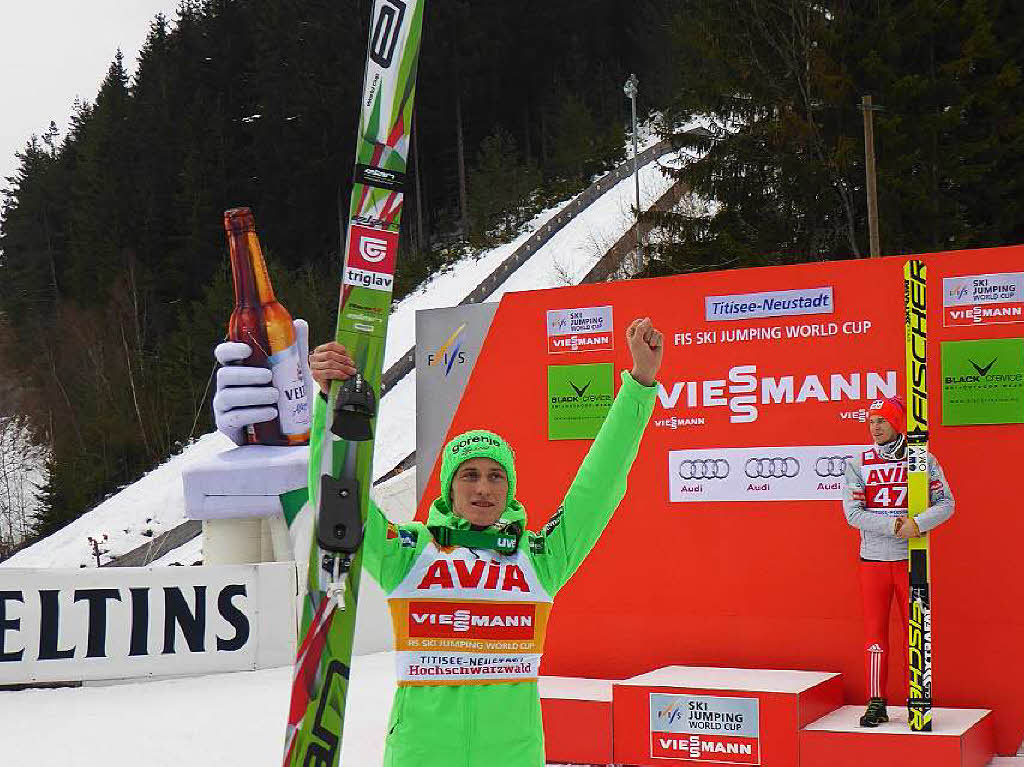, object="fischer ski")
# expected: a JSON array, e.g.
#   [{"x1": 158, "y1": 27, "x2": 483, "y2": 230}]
[
  {"x1": 904, "y1": 258, "x2": 932, "y2": 732},
  {"x1": 283, "y1": 2, "x2": 425, "y2": 765}
]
